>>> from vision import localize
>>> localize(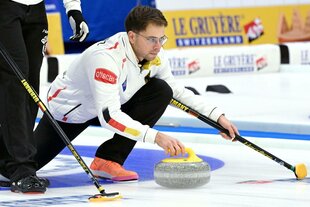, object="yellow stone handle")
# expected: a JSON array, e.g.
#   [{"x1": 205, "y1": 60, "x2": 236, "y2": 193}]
[{"x1": 161, "y1": 148, "x2": 203, "y2": 163}]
